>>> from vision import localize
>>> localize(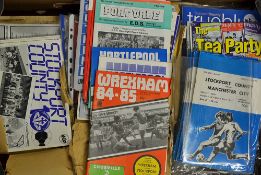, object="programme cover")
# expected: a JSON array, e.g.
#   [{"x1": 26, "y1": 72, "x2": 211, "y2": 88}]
[
  {"x1": 181, "y1": 52, "x2": 261, "y2": 173},
  {"x1": 92, "y1": 0, "x2": 172, "y2": 61},
  {"x1": 87, "y1": 100, "x2": 170, "y2": 175},
  {"x1": 0, "y1": 36, "x2": 71, "y2": 152},
  {"x1": 92, "y1": 70, "x2": 171, "y2": 110},
  {"x1": 83, "y1": 0, "x2": 172, "y2": 103}
]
